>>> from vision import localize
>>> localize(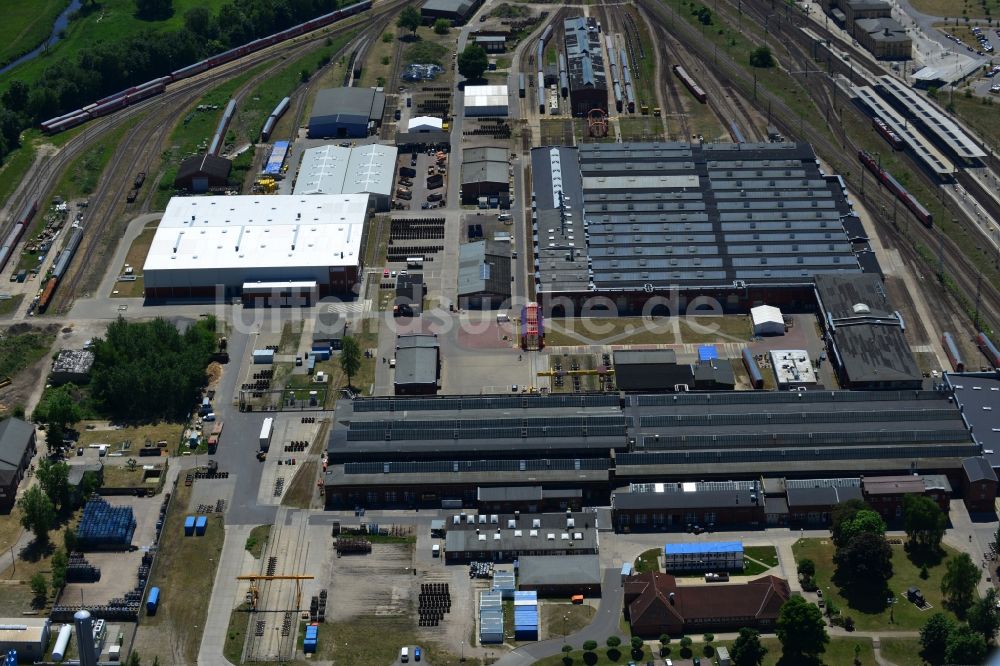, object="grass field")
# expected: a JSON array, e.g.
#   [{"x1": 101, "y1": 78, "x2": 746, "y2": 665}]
[
  {"x1": 0, "y1": 295, "x2": 24, "y2": 317},
  {"x1": 912, "y1": 0, "x2": 1000, "y2": 18},
  {"x1": 101, "y1": 463, "x2": 164, "y2": 489},
  {"x1": 321, "y1": 616, "x2": 477, "y2": 665},
  {"x1": 281, "y1": 461, "x2": 319, "y2": 508},
  {"x1": 0, "y1": 0, "x2": 68, "y2": 68},
  {"x1": 635, "y1": 548, "x2": 661, "y2": 573},
  {"x1": 0, "y1": 323, "x2": 56, "y2": 380},
  {"x1": 0, "y1": 140, "x2": 37, "y2": 208},
  {"x1": 109, "y1": 224, "x2": 157, "y2": 298},
  {"x1": 543, "y1": 315, "x2": 751, "y2": 346},
  {"x1": 139, "y1": 480, "x2": 225, "y2": 664},
  {"x1": 618, "y1": 116, "x2": 667, "y2": 141},
  {"x1": 52, "y1": 119, "x2": 135, "y2": 201},
  {"x1": 745, "y1": 545, "x2": 780, "y2": 568},
  {"x1": 879, "y1": 636, "x2": 926, "y2": 665},
  {"x1": 950, "y1": 93, "x2": 1000, "y2": 156},
  {"x1": 361, "y1": 28, "x2": 397, "y2": 88},
  {"x1": 244, "y1": 524, "x2": 271, "y2": 559},
  {"x1": 0, "y1": 0, "x2": 229, "y2": 89},
  {"x1": 542, "y1": 603, "x2": 596, "y2": 638},
  {"x1": 792, "y1": 537, "x2": 960, "y2": 631},
  {"x1": 77, "y1": 421, "x2": 184, "y2": 452}
]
